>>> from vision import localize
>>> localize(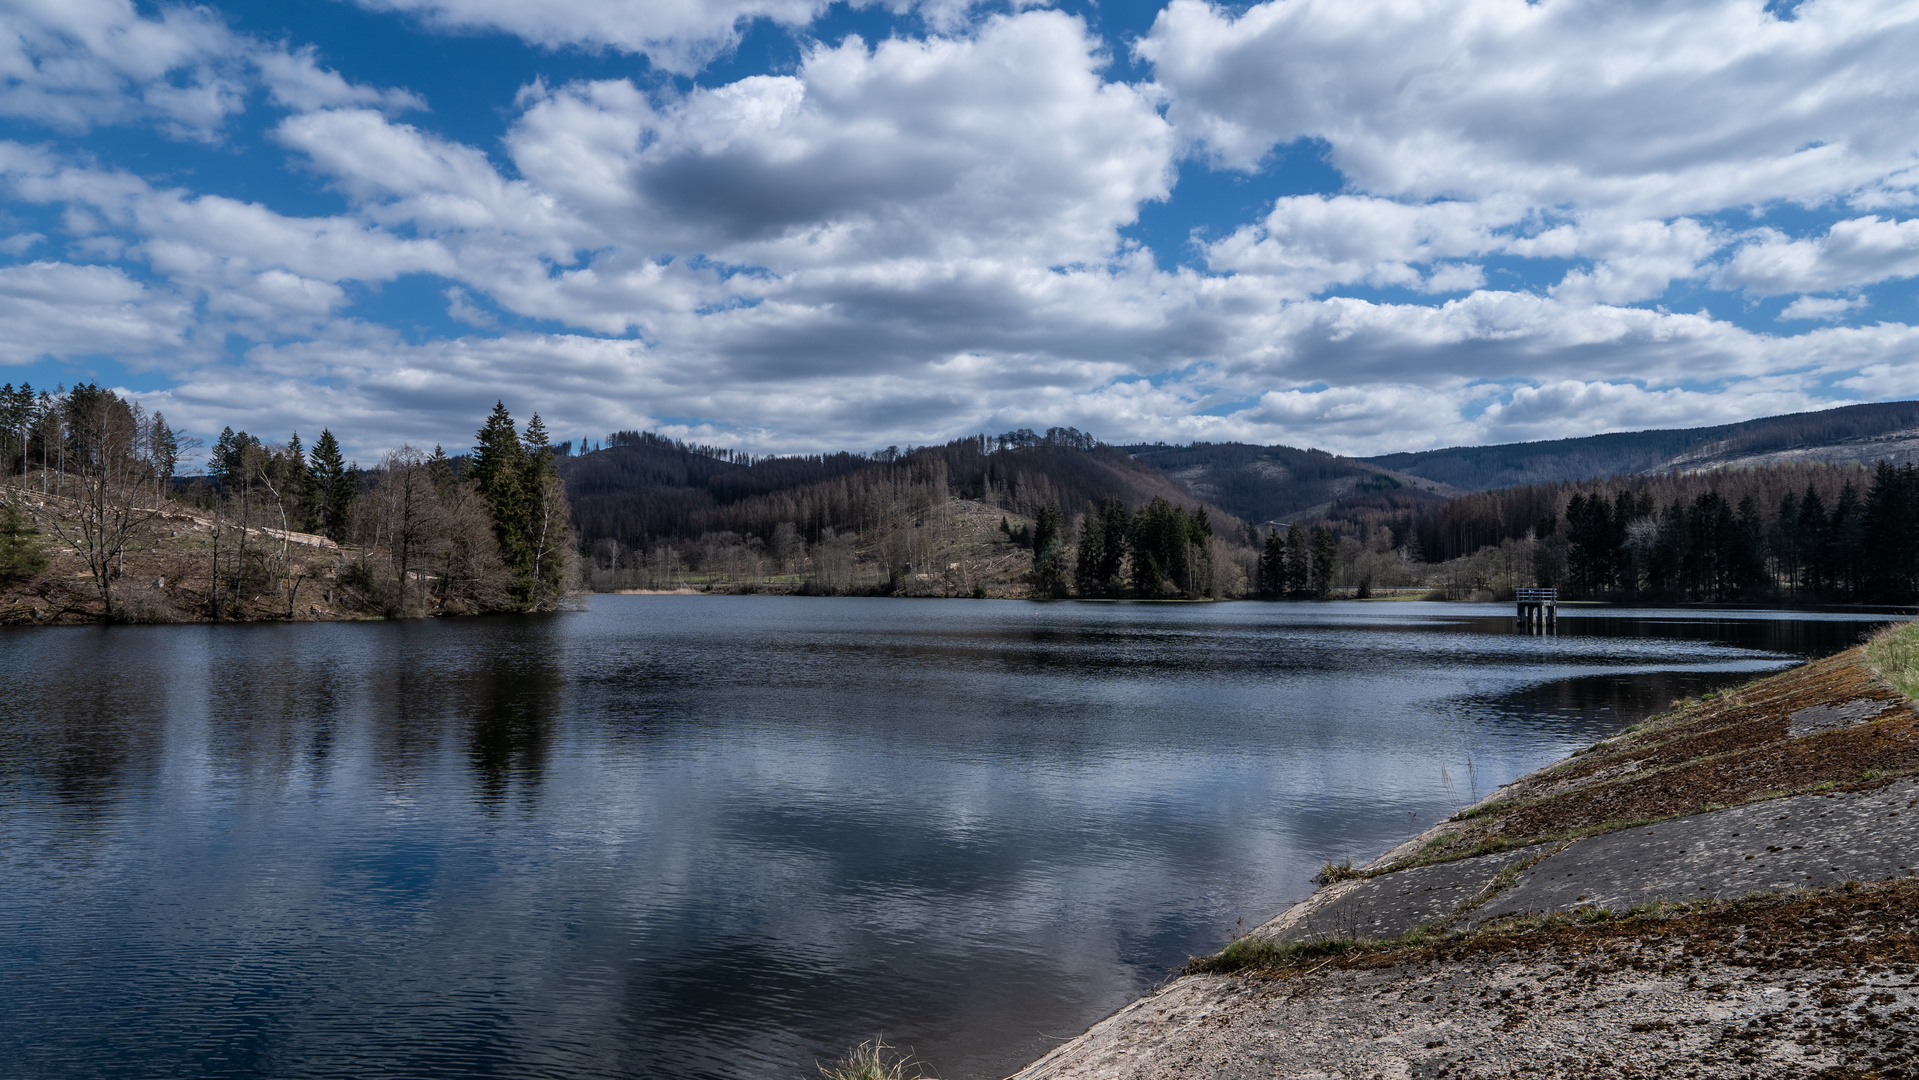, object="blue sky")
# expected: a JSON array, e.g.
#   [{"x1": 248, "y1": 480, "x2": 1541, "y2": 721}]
[{"x1": 2, "y1": 0, "x2": 1918, "y2": 462}]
